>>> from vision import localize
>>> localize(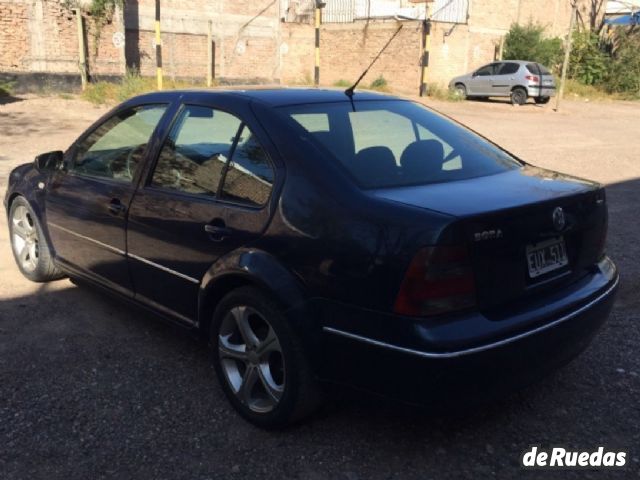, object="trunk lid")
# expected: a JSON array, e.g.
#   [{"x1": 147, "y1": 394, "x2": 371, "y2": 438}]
[{"x1": 371, "y1": 166, "x2": 608, "y2": 311}]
